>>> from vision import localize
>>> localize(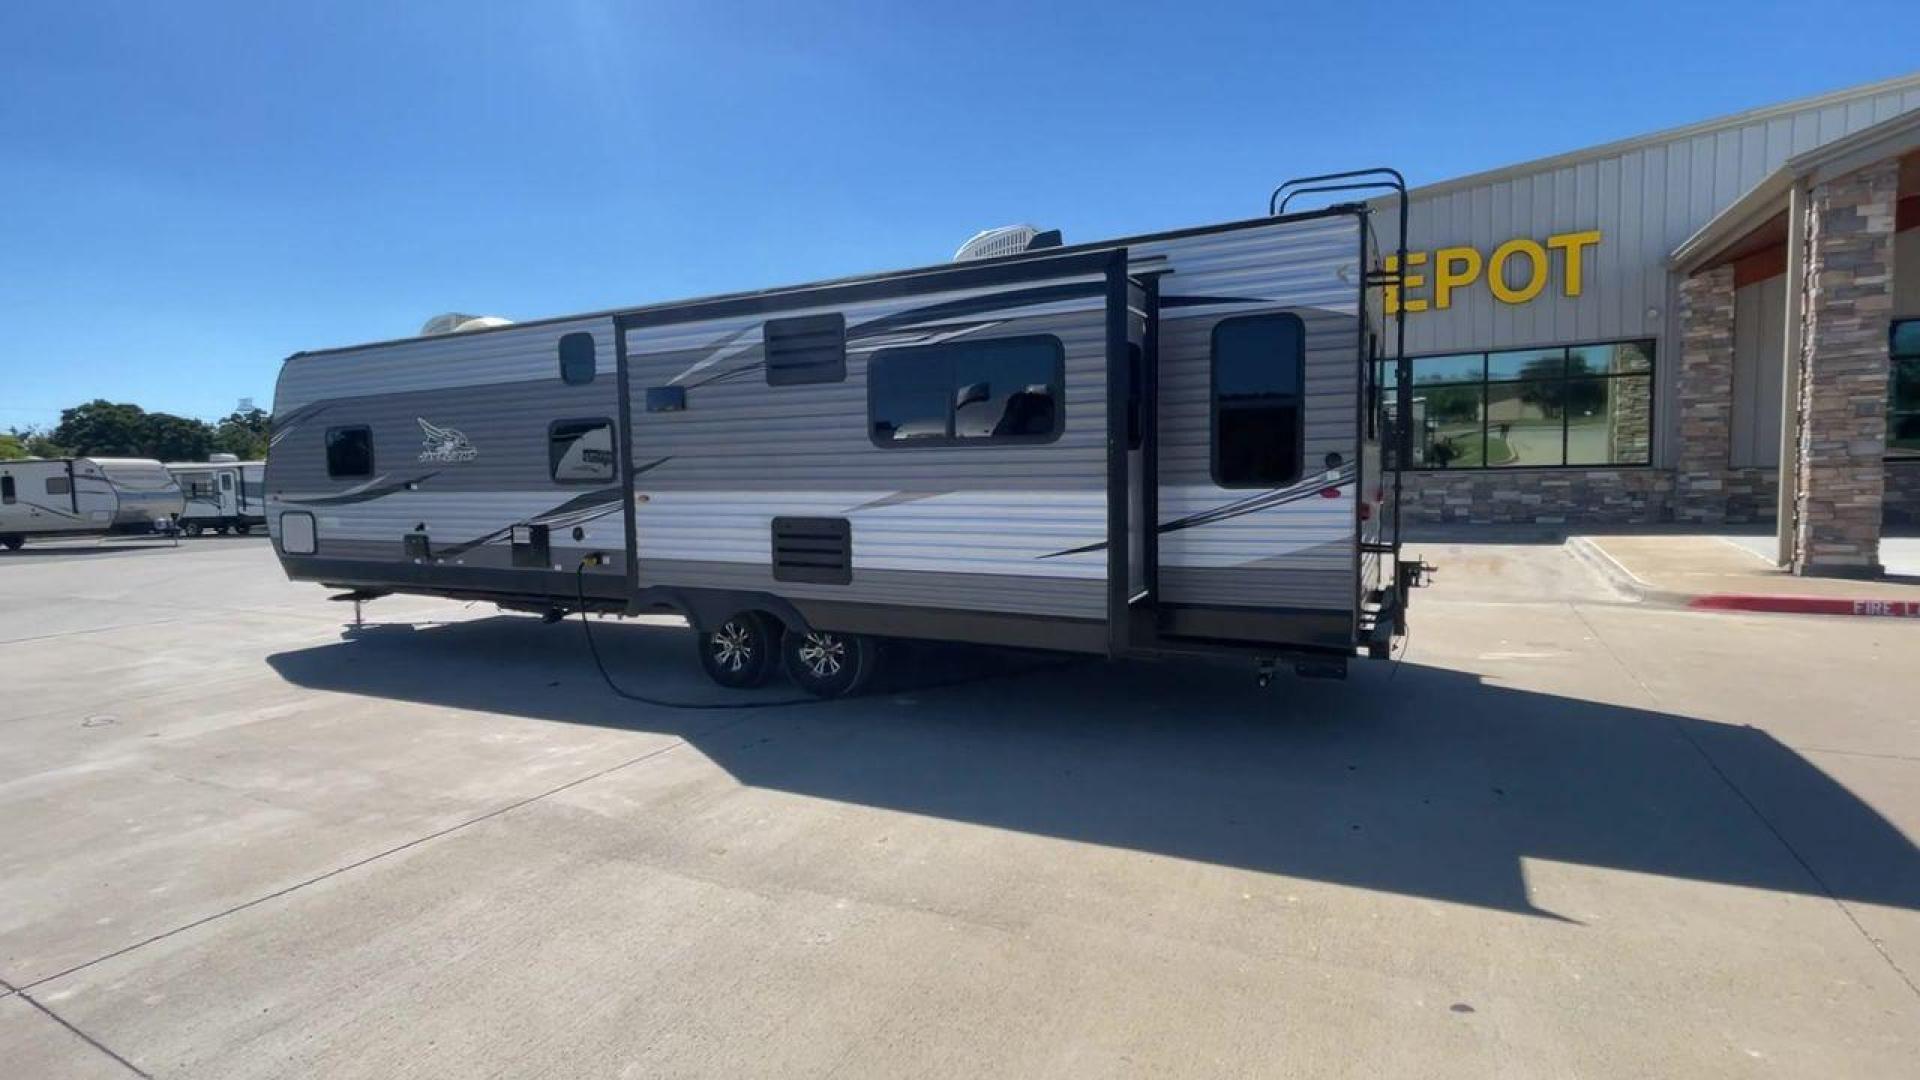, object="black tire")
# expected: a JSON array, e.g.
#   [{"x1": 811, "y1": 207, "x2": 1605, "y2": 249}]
[
  {"x1": 234, "y1": 522, "x2": 253, "y2": 536},
  {"x1": 214, "y1": 525, "x2": 231, "y2": 535},
  {"x1": 696, "y1": 611, "x2": 781, "y2": 689},
  {"x1": 783, "y1": 629, "x2": 877, "y2": 699},
  {"x1": 184, "y1": 522, "x2": 203, "y2": 537},
  {"x1": 0, "y1": 535, "x2": 22, "y2": 551}
]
